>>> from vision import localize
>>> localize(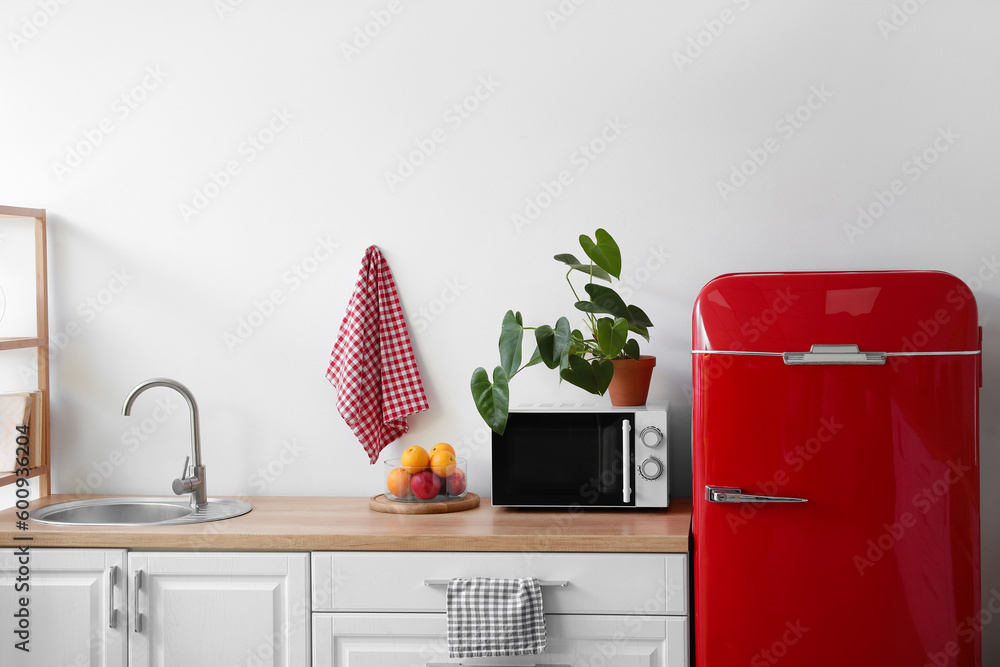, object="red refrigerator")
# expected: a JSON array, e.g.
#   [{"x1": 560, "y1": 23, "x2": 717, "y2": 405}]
[{"x1": 692, "y1": 271, "x2": 981, "y2": 666}]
